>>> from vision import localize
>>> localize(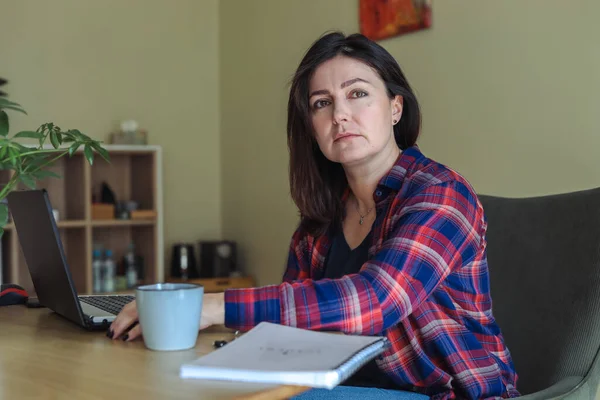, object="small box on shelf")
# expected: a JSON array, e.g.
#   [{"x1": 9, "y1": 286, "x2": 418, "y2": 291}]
[
  {"x1": 91, "y1": 203, "x2": 115, "y2": 220},
  {"x1": 130, "y1": 210, "x2": 157, "y2": 220}
]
